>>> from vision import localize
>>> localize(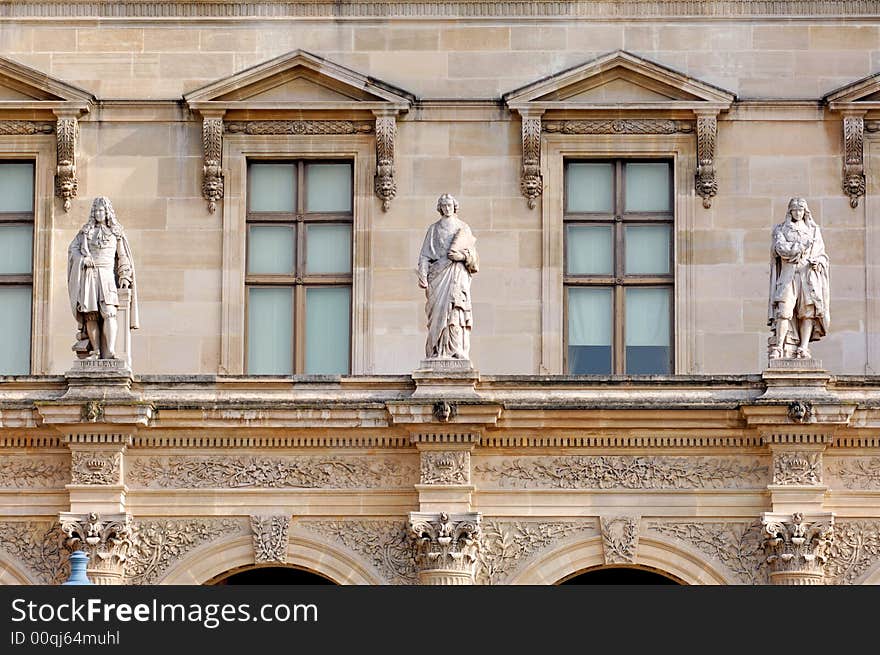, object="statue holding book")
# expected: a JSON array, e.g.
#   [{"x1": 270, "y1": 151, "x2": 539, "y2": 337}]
[{"x1": 417, "y1": 194, "x2": 479, "y2": 361}]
